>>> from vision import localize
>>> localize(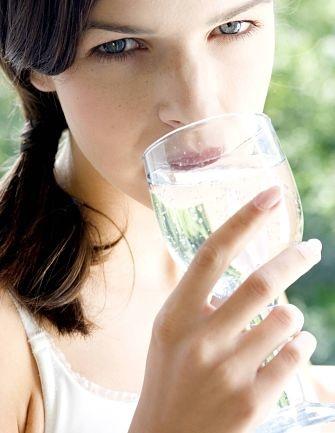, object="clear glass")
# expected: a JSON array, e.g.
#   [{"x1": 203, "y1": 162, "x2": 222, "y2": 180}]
[{"x1": 142, "y1": 113, "x2": 335, "y2": 432}]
